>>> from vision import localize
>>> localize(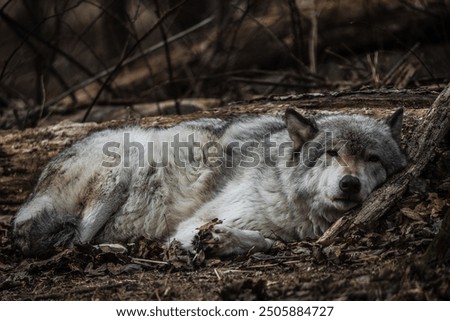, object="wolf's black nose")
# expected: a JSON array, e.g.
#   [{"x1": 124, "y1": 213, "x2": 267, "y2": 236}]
[{"x1": 339, "y1": 175, "x2": 361, "y2": 194}]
